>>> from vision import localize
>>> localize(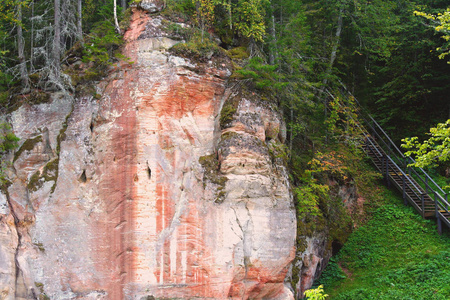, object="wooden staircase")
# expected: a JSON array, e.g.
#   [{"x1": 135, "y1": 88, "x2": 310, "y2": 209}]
[
  {"x1": 327, "y1": 87, "x2": 450, "y2": 233},
  {"x1": 364, "y1": 136, "x2": 436, "y2": 218},
  {"x1": 360, "y1": 118, "x2": 450, "y2": 234}
]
